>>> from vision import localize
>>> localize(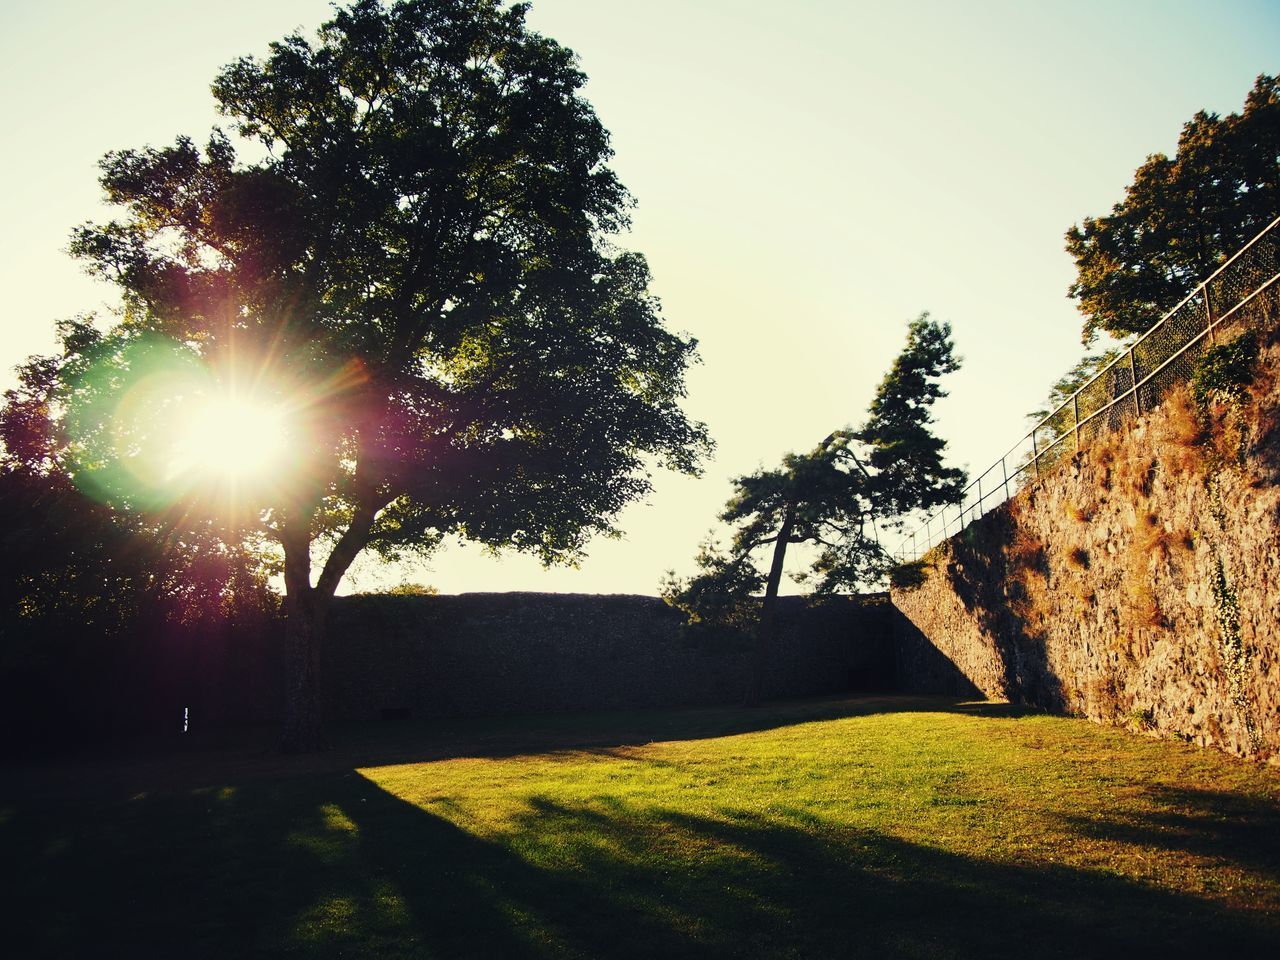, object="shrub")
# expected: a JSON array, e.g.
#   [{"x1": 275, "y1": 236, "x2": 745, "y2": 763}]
[
  {"x1": 1065, "y1": 501, "x2": 1094, "y2": 523},
  {"x1": 1134, "y1": 511, "x2": 1175, "y2": 560},
  {"x1": 376, "y1": 582, "x2": 440, "y2": 597},
  {"x1": 1192, "y1": 331, "x2": 1259, "y2": 410},
  {"x1": 888, "y1": 560, "x2": 930, "y2": 591}
]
